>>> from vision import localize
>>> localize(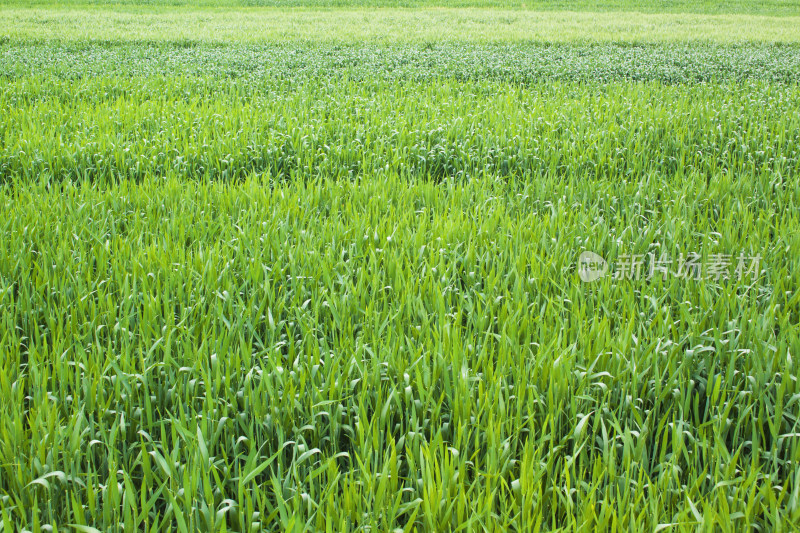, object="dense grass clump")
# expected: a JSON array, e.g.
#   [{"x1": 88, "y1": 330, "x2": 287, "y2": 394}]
[{"x1": 0, "y1": 18, "x2": 799, "y2": 533}]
